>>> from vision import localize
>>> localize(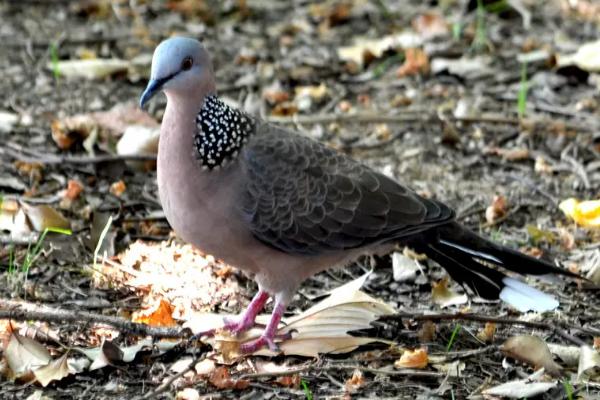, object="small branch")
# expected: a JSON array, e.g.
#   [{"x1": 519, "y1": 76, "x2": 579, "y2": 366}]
[
  {"x1": 0, "y1": 299, "x2": 186, "y2": 338},
  {"x1": 381, "y1": 312, "x2": 596, "y2": 346},
  {"x1": 1, "y1": 143, "x2": 156, "y2": 165}
]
